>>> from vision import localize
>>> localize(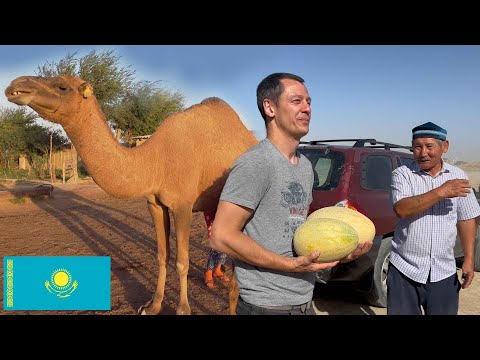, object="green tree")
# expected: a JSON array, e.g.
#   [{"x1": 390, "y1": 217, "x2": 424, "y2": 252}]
[
  {"x1": 26, "y1": 123, "x2": 66, "y2": 156},
  {"x1": 0, "y1": 107, "x2": 65, "y2": 170},
  {"x1": 109, "y1": 80, "x2": 185, "y2": 143},
  {"x1": 0, "y1": 107, "x2": 32, "y2": 168},
  {"x1": 36, "y1": 49, "x2": 136, "y2": 128},
  {"x1": 35, "y1": 49, "x2": 186, "y2": 143}
]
